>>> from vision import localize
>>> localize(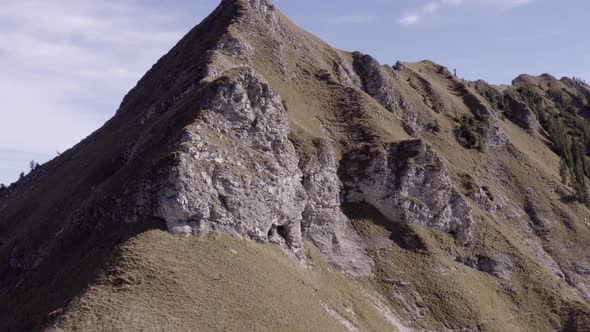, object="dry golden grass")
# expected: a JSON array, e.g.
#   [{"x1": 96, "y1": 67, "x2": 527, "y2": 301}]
[
  {"x1": 3, "y1": 1, "x2": 590, "y2": 331},
  {"x1": 50, "y1": 231, "x2": 398, "y2": 332}
]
